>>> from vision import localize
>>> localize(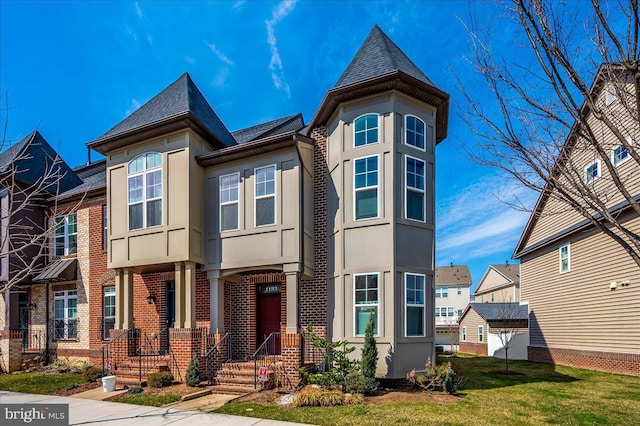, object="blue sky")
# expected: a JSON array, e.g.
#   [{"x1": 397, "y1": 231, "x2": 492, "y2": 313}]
[{"x1": 0, "y1": 0, "x2": 540, "y2": 291}]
